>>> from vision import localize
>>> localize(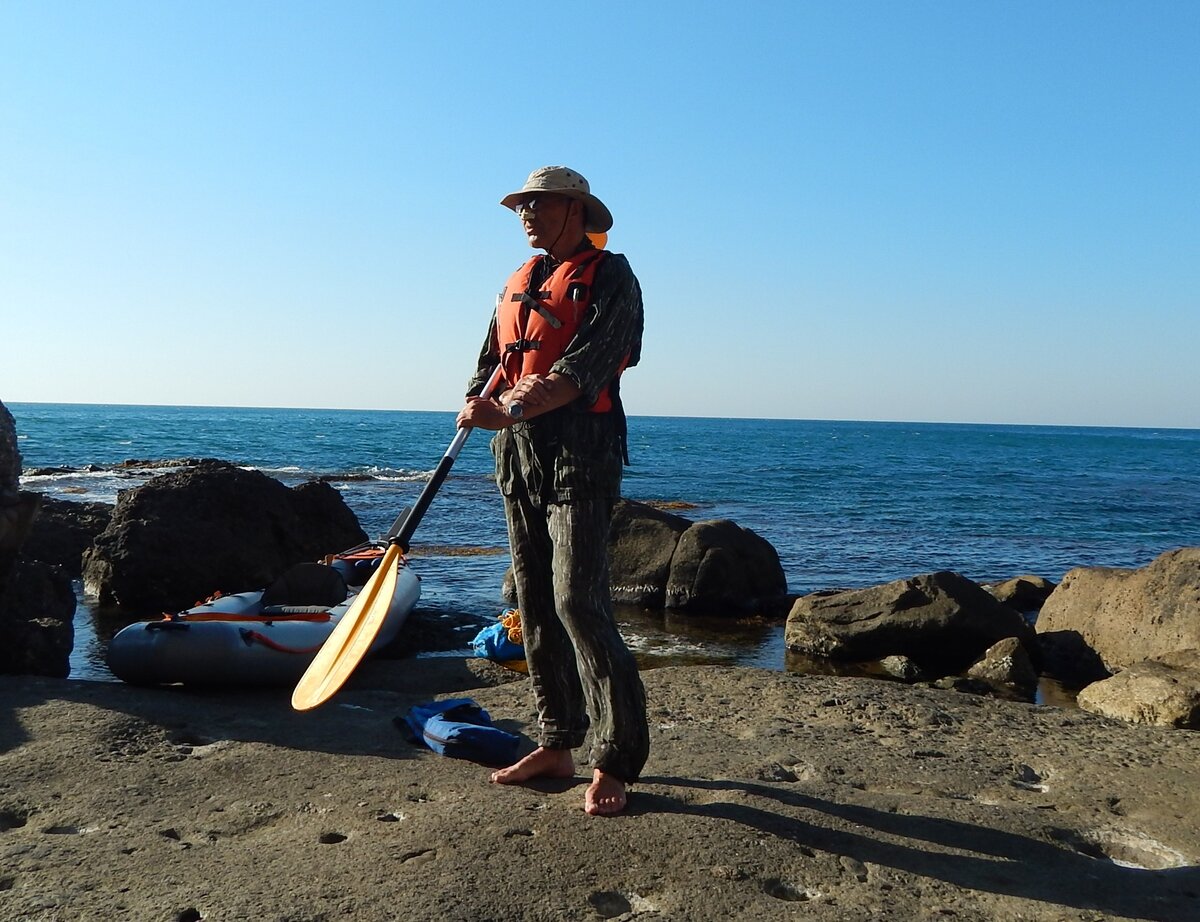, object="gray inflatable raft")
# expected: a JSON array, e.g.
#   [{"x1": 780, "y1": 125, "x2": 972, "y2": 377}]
[{"x1": 106, "y1": 547, "x2": 420, "y2": 686}]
